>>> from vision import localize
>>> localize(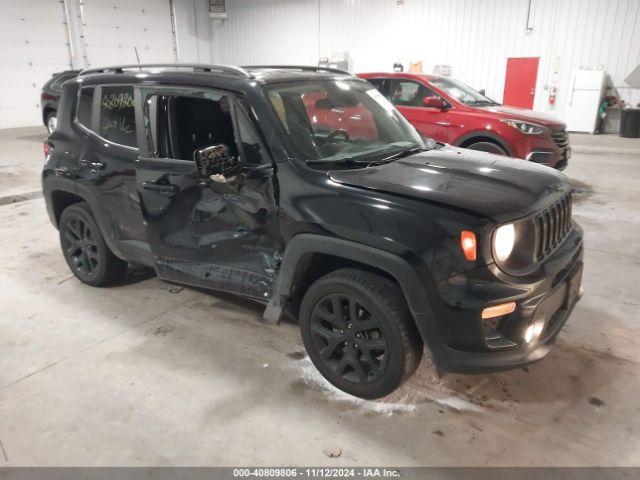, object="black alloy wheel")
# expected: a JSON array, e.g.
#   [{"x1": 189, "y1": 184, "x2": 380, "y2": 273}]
[
  {"x1": 62, "y1": 215, "x2": 100, "y2": 278},
  {"x1": 59, "y1": 202, "x2": 127, "y2": 286},
  {"x1": 309, "y1": 293, "x2": 388, "y2": 384},
  {"x1": 300, "y1": 269, "x2": 422, "y2": 399}
]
